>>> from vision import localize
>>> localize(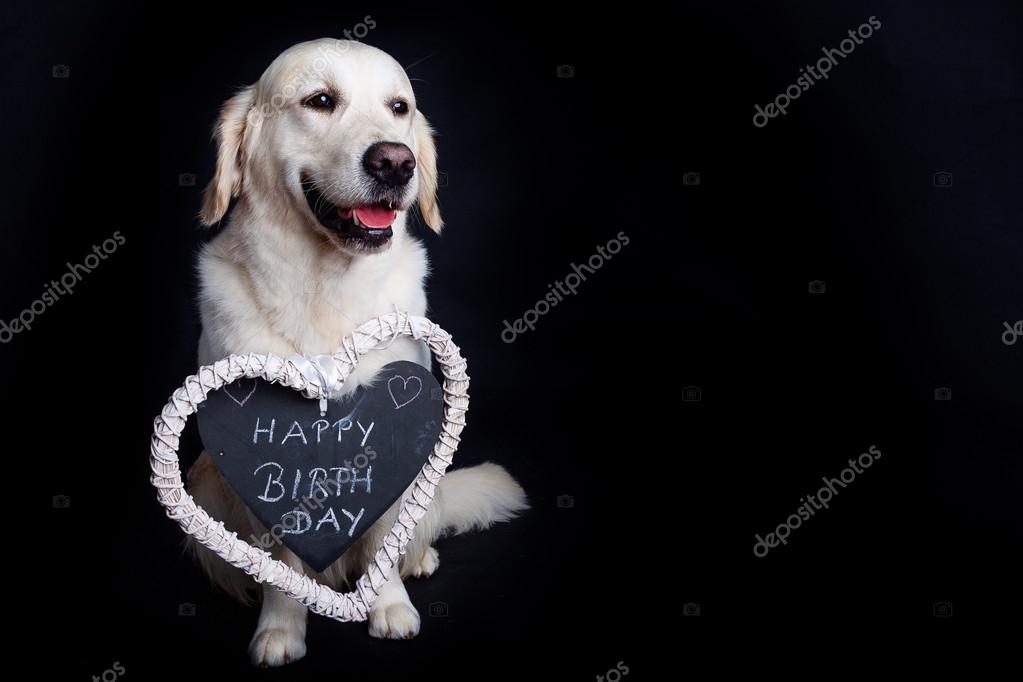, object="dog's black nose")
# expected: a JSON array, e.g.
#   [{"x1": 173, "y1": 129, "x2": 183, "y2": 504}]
[{"x1": 362, "y1": 142, "x2": 416, "y2": 187}]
